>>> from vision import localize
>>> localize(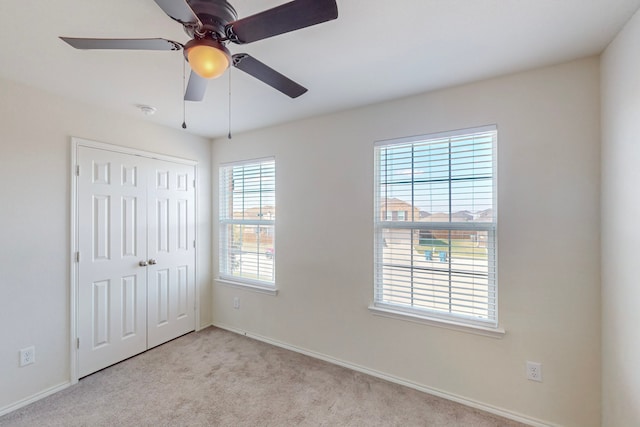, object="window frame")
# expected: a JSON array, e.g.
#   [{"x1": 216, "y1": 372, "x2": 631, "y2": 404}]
[
  {"x1": 371, "y1": 125, "x2": 503, "y2": 336},
  {"x1": 218, "y1": 157, "x2": 277, "y2": 294}
]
